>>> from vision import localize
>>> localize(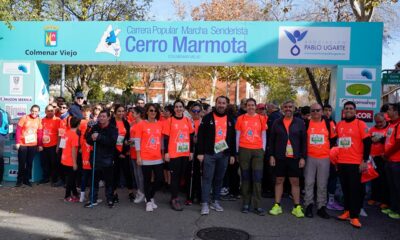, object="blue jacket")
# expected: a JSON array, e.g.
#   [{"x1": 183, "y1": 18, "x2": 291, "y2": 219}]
[{"x1": 68, "y1": 102, "x2": 83, "y2": 119}]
